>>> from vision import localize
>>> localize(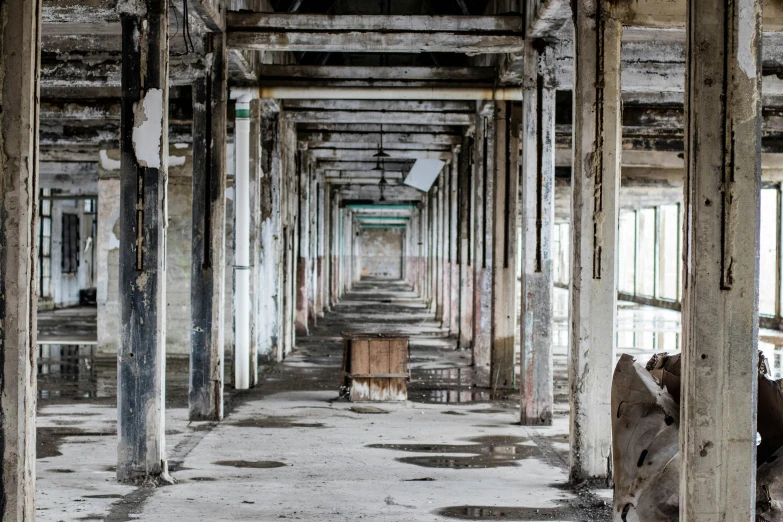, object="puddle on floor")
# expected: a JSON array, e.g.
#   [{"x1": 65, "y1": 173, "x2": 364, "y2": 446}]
[
  {"x1": 368, "y1": 436, "x2": 540, "y2": 469},
  {"x1": 227, "y1": 416, "x2": 326, "y2": 429},
  {"x1": 435, "y1": 506, "x2": 574, "y2": 520},
  {"x1": 213, "y1": 460, "x2": 287, "y2": 469},
  {"x1": 349, "y1": 406, "x2": 389, "y2": 414}
]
